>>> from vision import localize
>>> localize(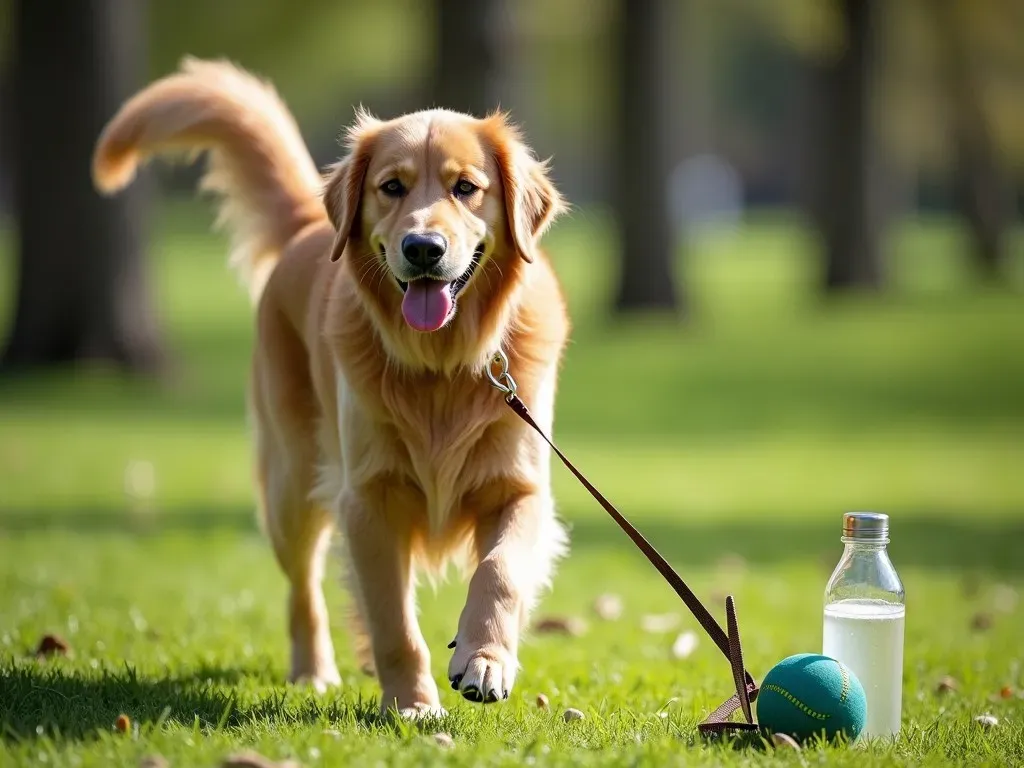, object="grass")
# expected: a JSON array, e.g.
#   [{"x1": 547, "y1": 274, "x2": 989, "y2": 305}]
[{"x1": 1, "y1": 202, "x2": 1023, "y2": 766}]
